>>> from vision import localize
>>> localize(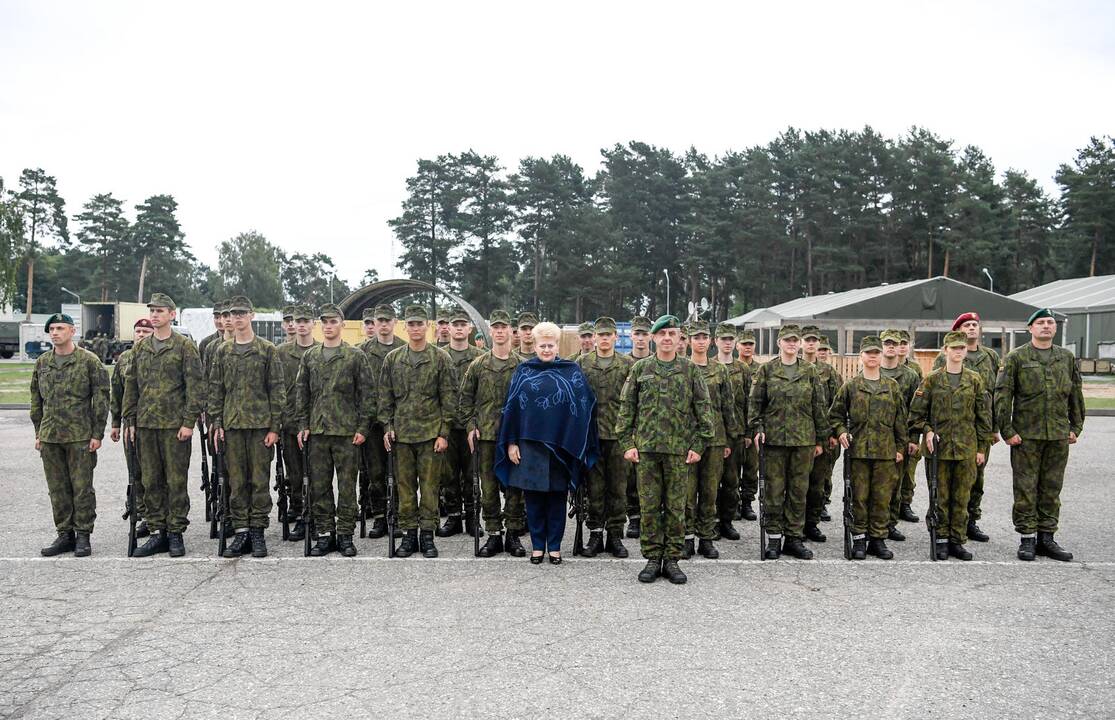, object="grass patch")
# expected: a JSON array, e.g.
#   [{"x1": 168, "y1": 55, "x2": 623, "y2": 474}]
[
  {"x1": 0, "y1": 363, "x2": 34, "y2": 405},
  {"x1": 1085, "y1": 397, "x2": 1115, "y2": 410}
]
